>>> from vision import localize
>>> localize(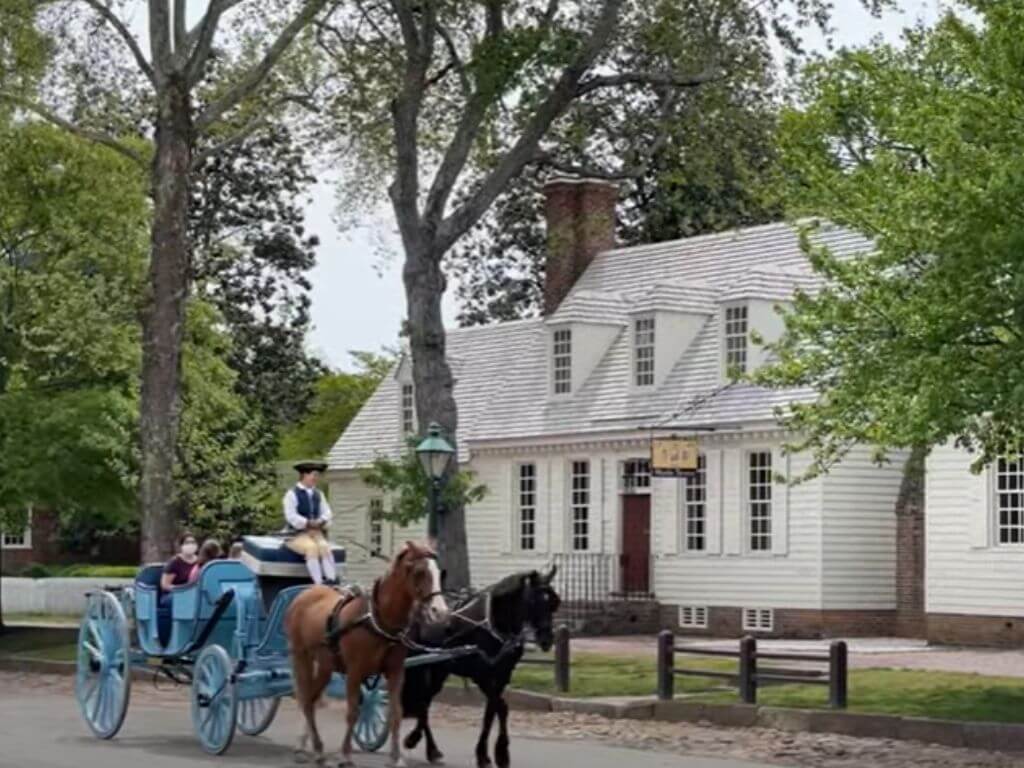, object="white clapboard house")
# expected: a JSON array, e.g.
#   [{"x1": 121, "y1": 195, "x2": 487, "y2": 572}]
[{"x1": 326, "y1": 178, "x2": 923, "y2": 639}]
